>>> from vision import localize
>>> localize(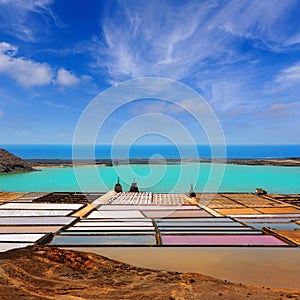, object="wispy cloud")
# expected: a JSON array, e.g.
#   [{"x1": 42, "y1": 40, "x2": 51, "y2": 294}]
[
  {"x1": 0, "y1": 0, "x2": 62, "y2": 42},
  {"x1": 92, "y1": 0, "x2": 300, "y2": 82},
  {"x1": 264, "y1": 62, "x2": 300, "y2": 93},
  {"x1": 211, "y1": 0, "x2": 300, "y2": 51},
  {"x1": 95, "y1": 1, "x2": 219, "y2": 80},
  {"x1": 0, "y1": 109, "x2": 4, "y2": 117},
  {"x1": 267, "y1": 102, "x2": 297, "y2": 119}
]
